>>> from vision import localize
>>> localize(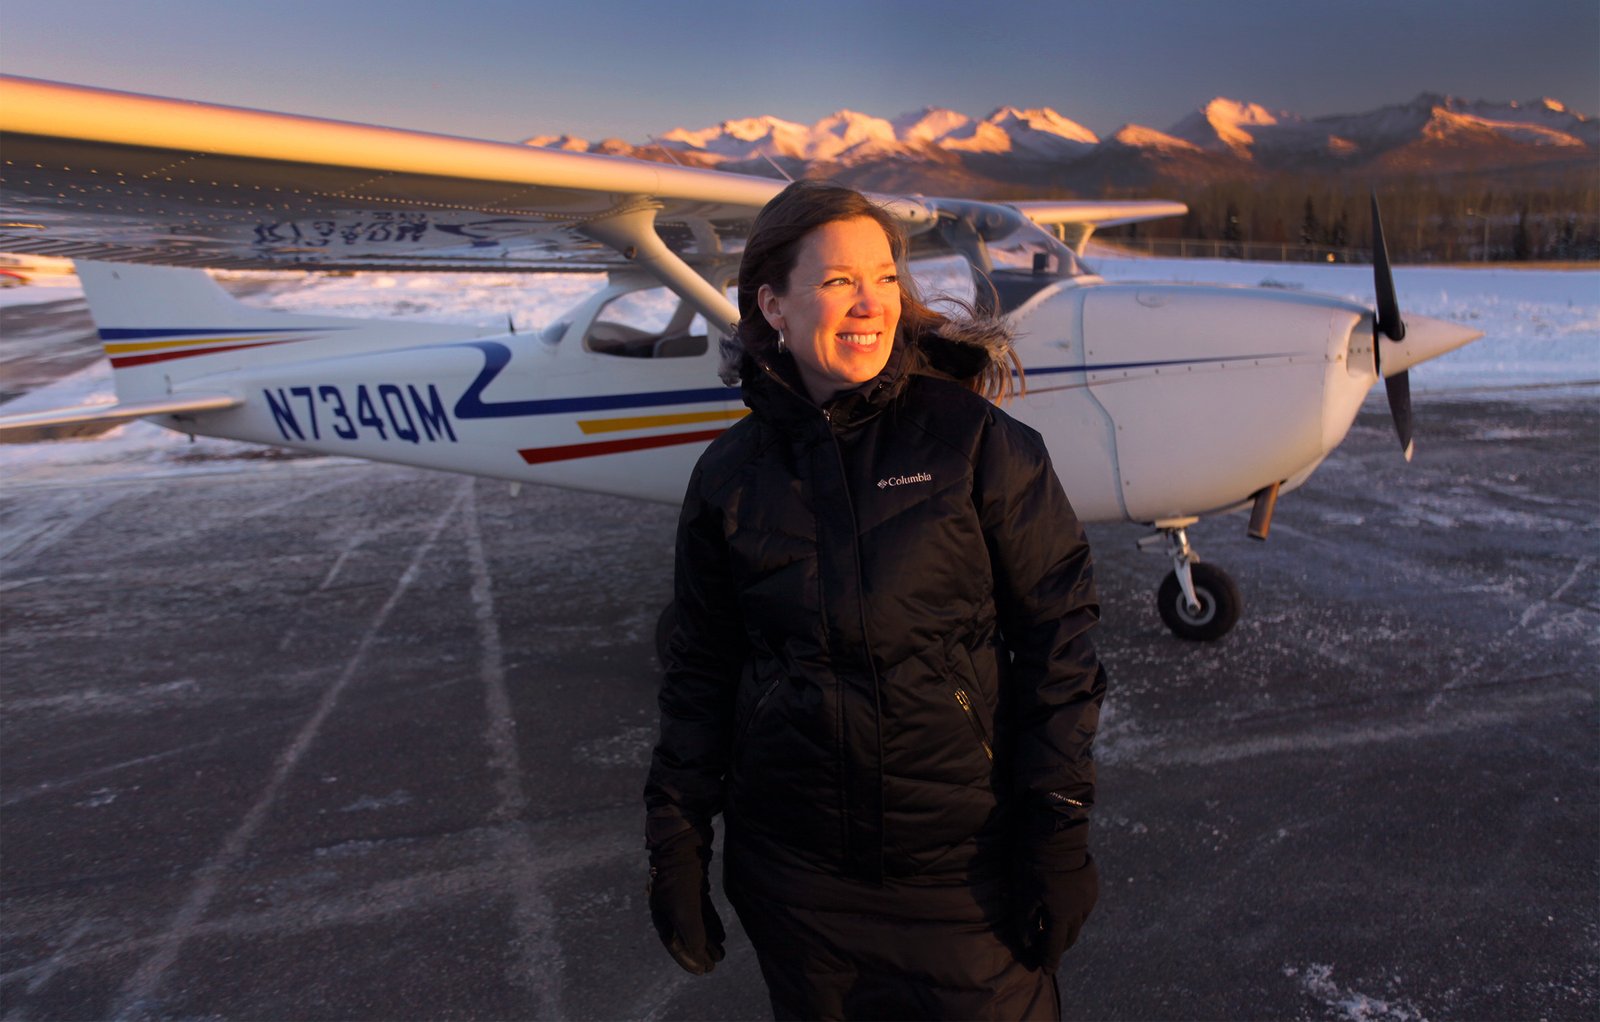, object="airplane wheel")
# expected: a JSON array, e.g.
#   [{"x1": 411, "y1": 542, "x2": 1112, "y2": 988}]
[
  {"x1": 1157, "y1": 563, "x2": 1241, "y2": 641},
  {"x1": 654, "y1": 601, "x2": 678, "y2": 668}
]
